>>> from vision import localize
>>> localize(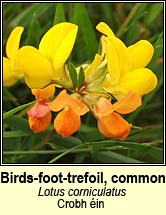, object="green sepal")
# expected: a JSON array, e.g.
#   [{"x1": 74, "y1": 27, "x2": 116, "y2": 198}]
[
  {"x1": 68, "y1": 62, "x2": 78, "y2": 88},
  {"x1": 77, "y1": 66, "x2": 85, "y2": 89}
]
